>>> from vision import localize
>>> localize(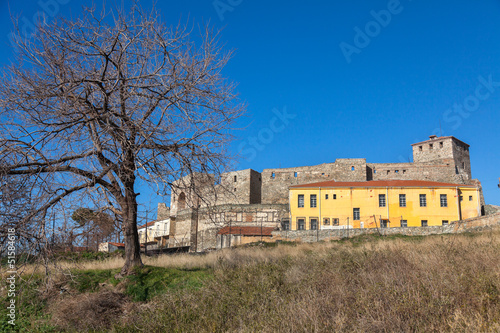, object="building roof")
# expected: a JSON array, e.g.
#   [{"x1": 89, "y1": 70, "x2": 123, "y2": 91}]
[
  {"x1": 411, "y1": 136, "x2": 470, "y2": 147},
  {"x1": 109, "y1": 242, "x2": 125, "y2": 247},
  {"x1": 217, "y1": 226, "x2": 276, "y2": 236},
  {"x1": 290, "y1": 180, "x2": 477, "y2": 189},
  {"x1": 137, "y1": 221, "x2": 156, "y2": 229}
]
